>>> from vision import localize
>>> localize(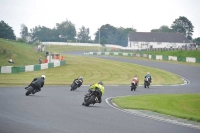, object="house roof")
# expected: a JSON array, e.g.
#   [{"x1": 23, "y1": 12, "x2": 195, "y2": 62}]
[{"x1": 129, "y1": 32, "x2": 191, "y2": 43}]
